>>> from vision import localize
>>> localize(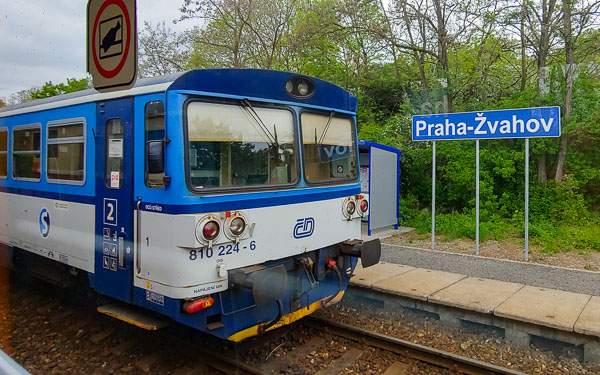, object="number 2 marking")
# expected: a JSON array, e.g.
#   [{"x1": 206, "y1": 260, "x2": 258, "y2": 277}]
[
  {"x1": 106, "y1": 203, "x2": 115, "y2": 221},
  {"x1": 103, "y1": 198, "x2": 118, "y2": 226}
]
